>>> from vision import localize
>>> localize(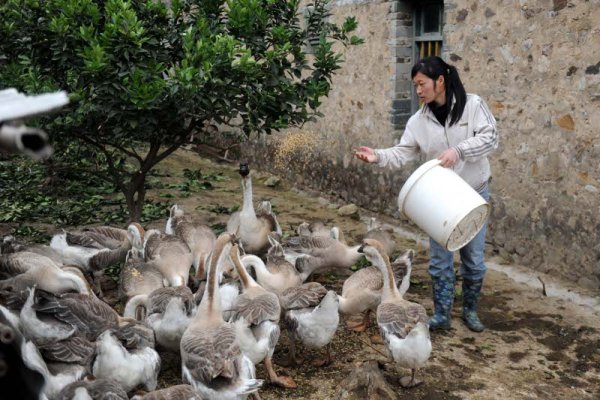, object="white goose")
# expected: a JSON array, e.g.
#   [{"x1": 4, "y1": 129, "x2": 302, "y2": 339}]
[
  {"x1": 226, "y1": 163, "x2": 282, "y2": 255},
  {"x1": 180, "y1": 232, "x2": 262, "y2": 399},
  {"x1": 92, "y1": 327, "x2": 161, "y2": 393},
  {"x1": 359, "y1": 239, "x2": 431, "y2": 388},
  {"x1": 280, "y1": 282, "x2": 340, "y2": 367},
  {"x1": 229, "y1": 243, "x2": 297, "y2": 388}
]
